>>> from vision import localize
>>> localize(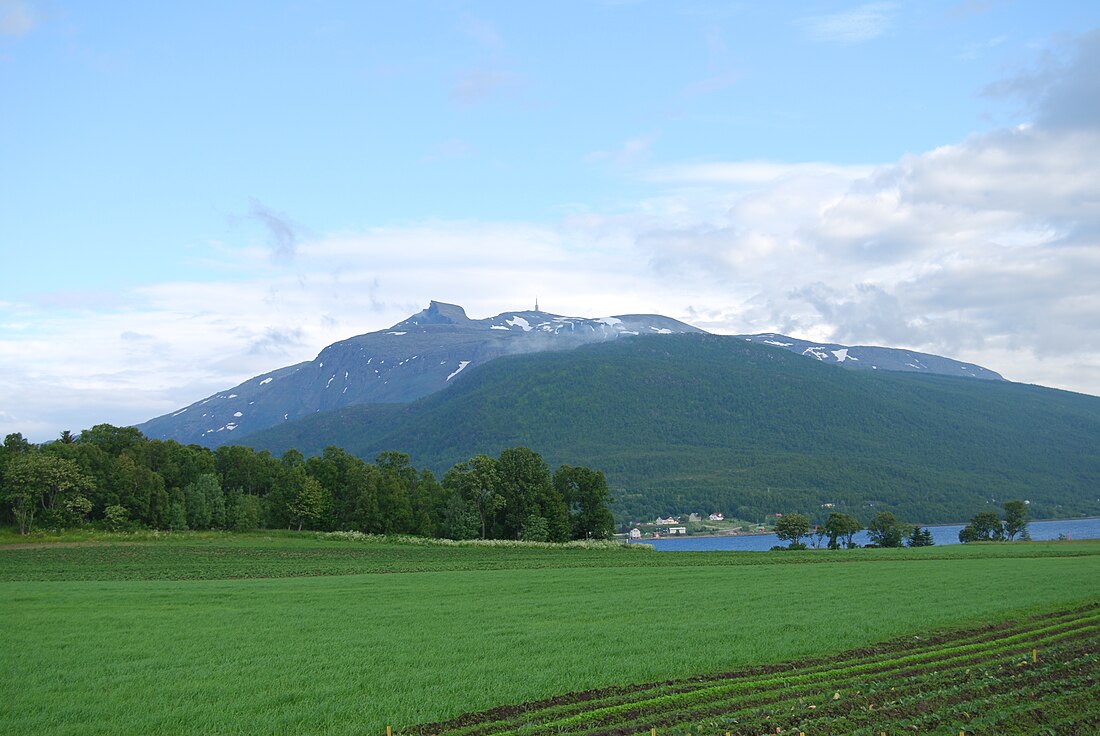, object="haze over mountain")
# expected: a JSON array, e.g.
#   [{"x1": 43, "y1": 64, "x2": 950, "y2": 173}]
[{"x1": 137, "y1": 302, "x2": 1002, "y2": 447}]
